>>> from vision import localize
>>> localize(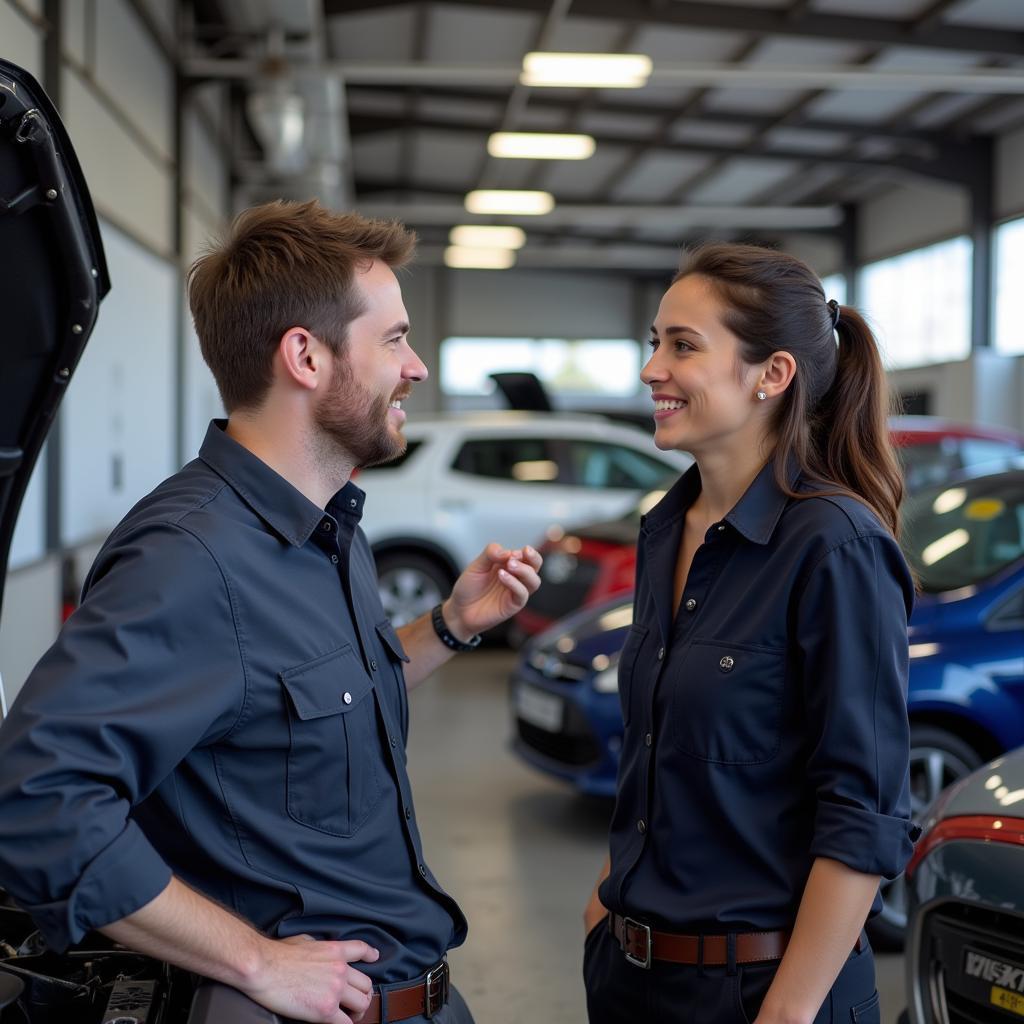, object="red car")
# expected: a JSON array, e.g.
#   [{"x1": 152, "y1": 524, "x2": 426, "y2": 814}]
[{"x1": 513, "y1": 417, "x2": 1024, "y2": 643}]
